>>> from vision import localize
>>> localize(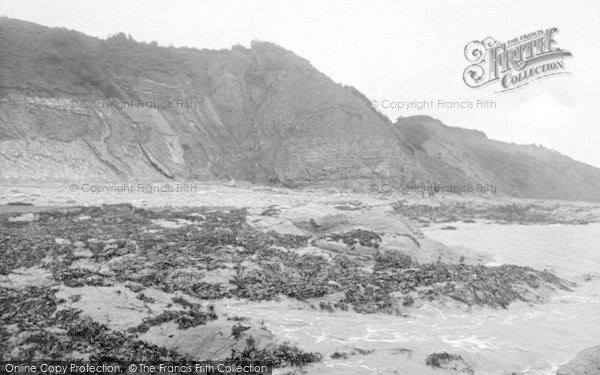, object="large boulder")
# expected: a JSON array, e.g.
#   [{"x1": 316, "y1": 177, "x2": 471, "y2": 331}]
[{"x1": 557, "y1": 345, "x2": 600, "y2": 375}]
